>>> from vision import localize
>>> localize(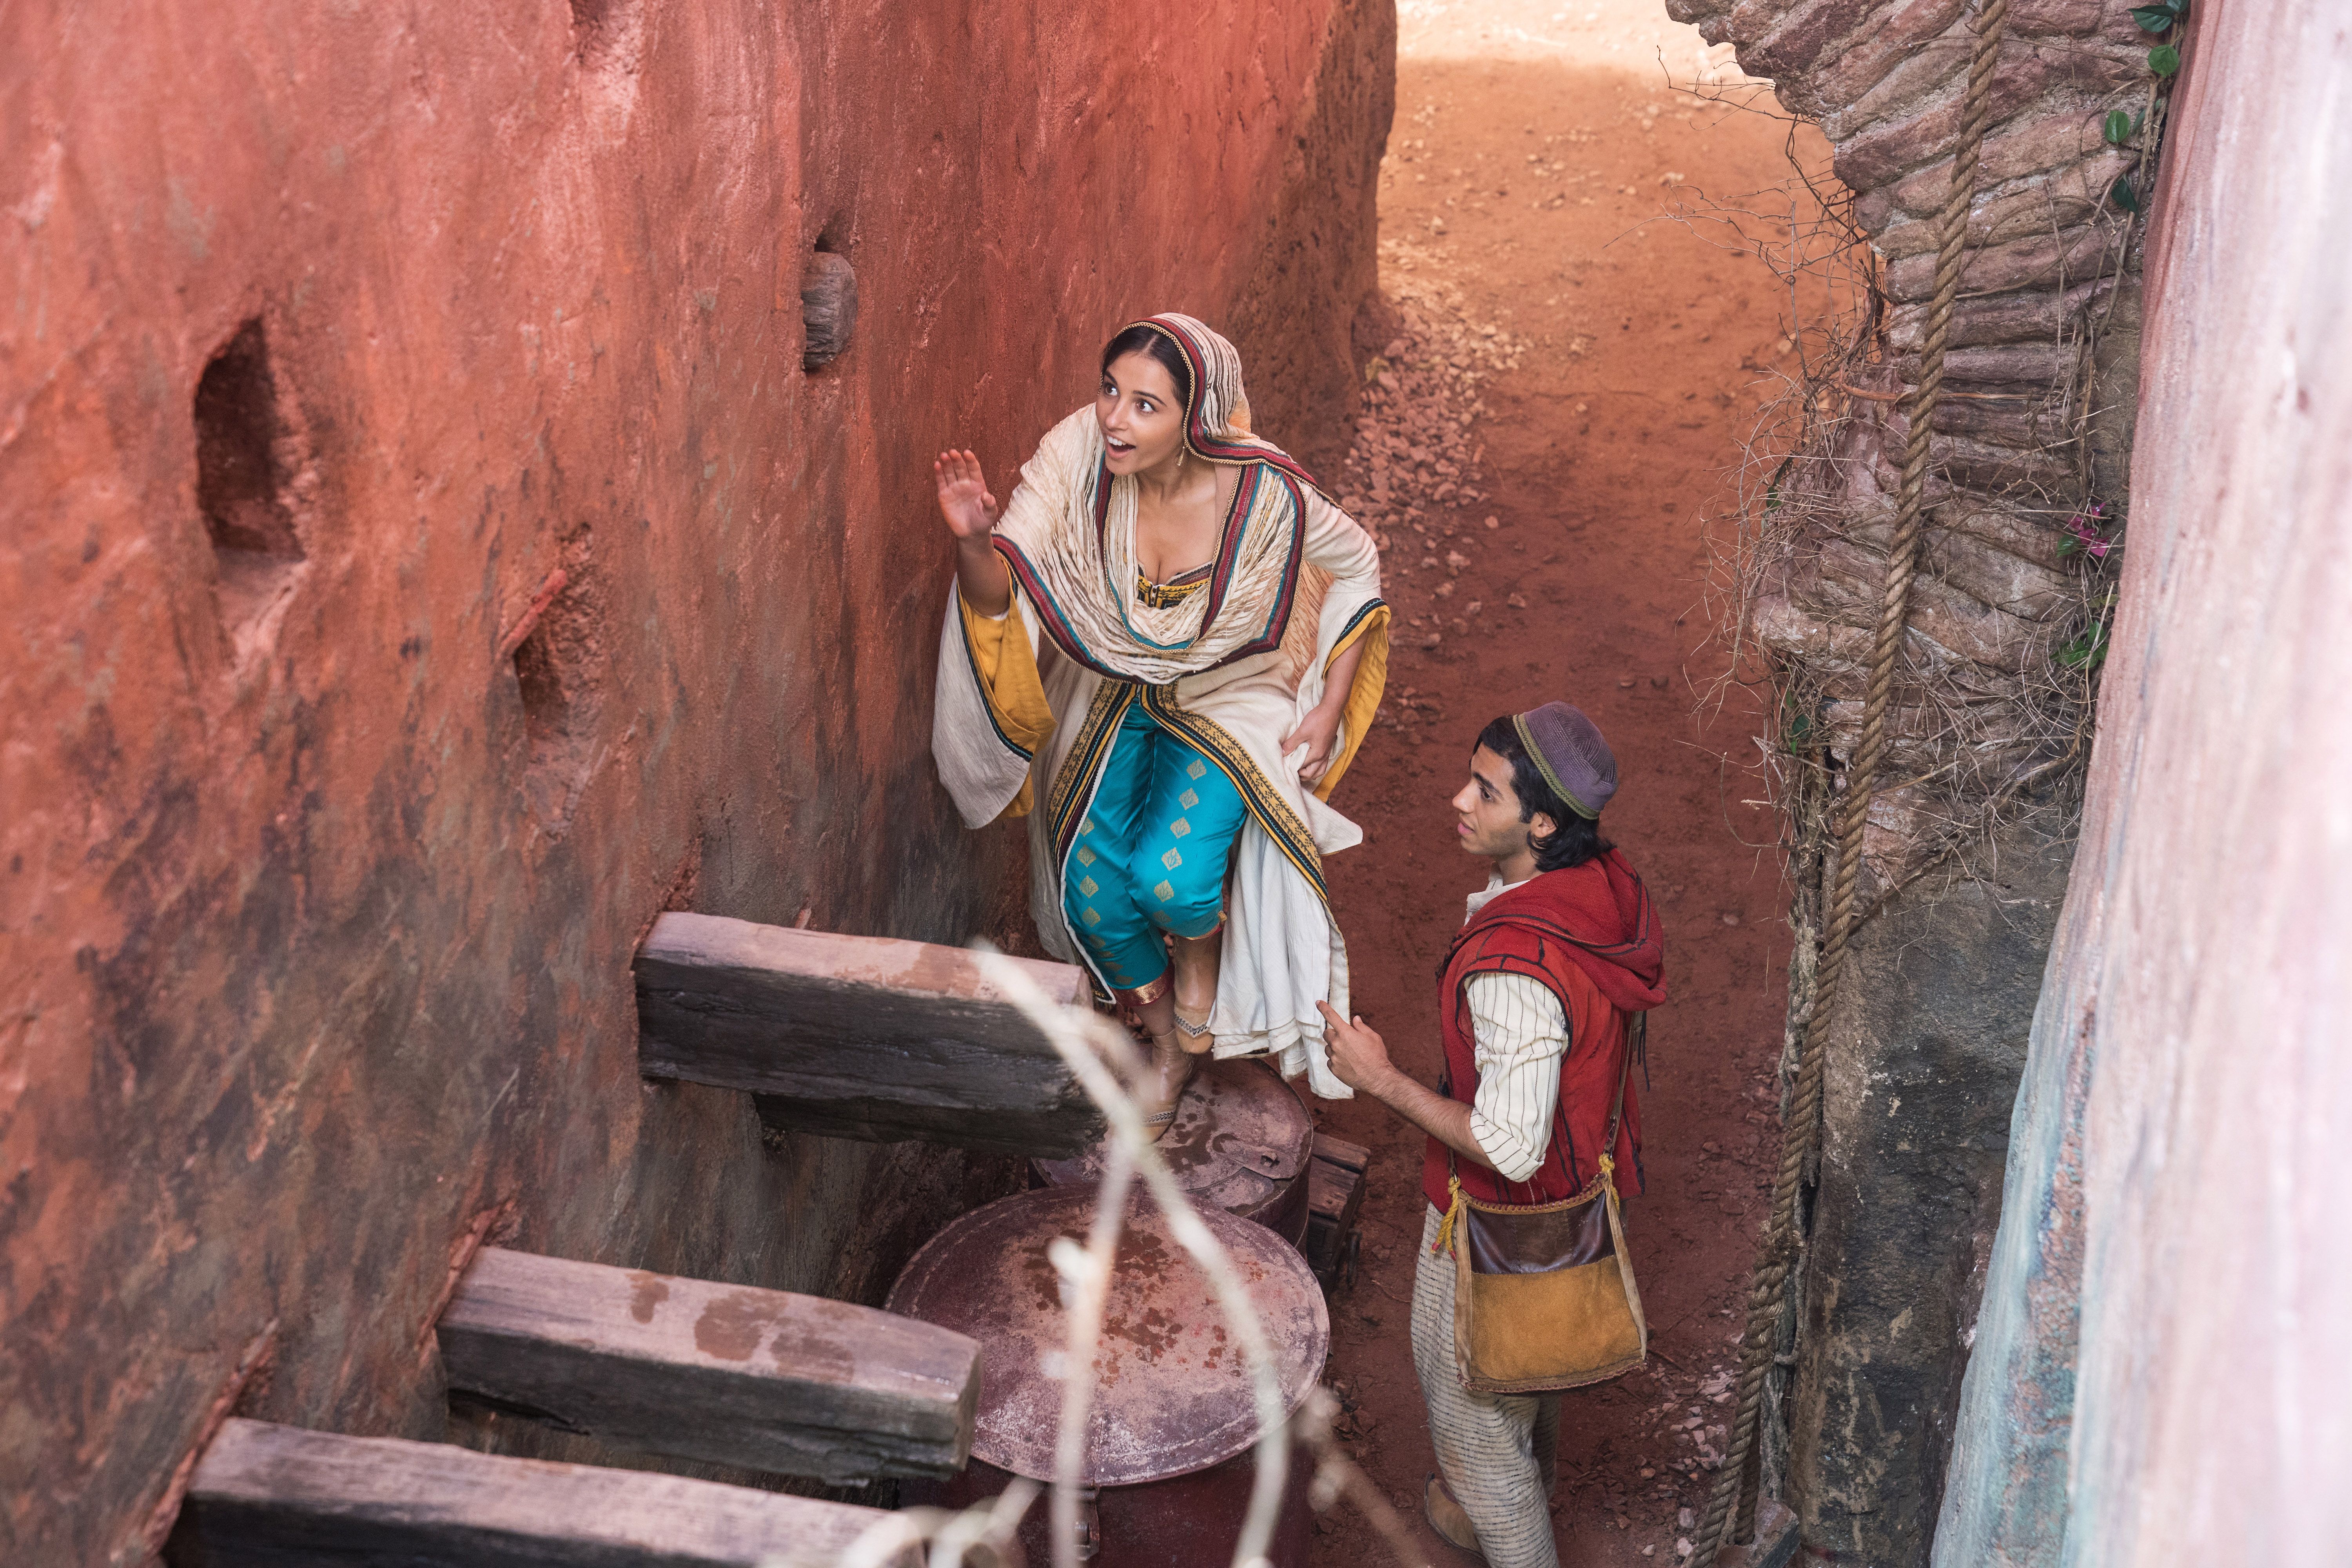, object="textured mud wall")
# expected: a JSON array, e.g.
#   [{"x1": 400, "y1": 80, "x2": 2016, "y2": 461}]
[
  {"x1": 1658, "y1": 0, "x2": 2155, "y2": 1559},
  {"x1": 0, "y1": 2, "x2": 1392, "y2": 1560},
  {"x1": 1937, "y1": 6, "x2": 2352, "y2": 1564},
  {"x1": 1786, "y1": 818, "x2": 2070, "y2": 1554}
]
